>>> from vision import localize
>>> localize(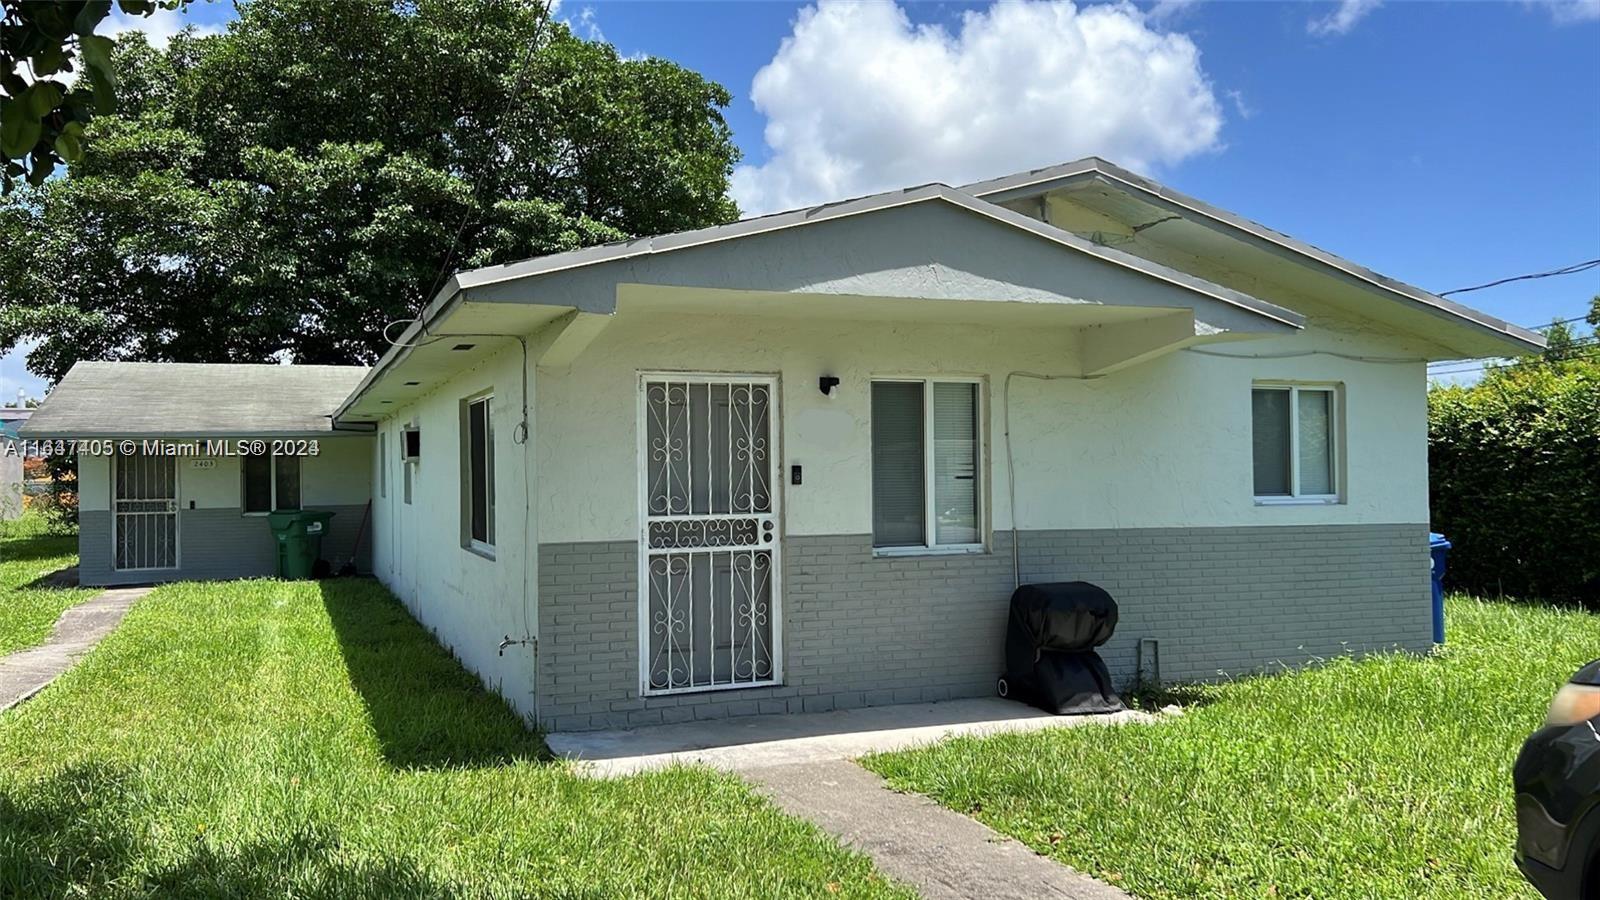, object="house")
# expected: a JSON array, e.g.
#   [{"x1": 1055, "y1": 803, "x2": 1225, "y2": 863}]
[
  {"x1": 0, "y1": 408, "x2": 30, "y2": 520},
  {"x1": 23, "y1": 363, "x2": 373, "y2": 579},
  {"x1": 24, "y1": 159, "x2": 1542, "y2": 731}
]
